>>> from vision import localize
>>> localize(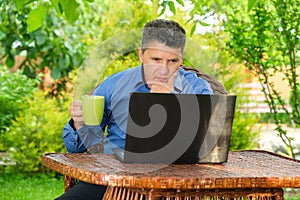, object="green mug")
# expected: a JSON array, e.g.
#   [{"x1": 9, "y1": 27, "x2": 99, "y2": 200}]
[{"x1": 82, "y1": 95, "x2": 104, "y2": 126}]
